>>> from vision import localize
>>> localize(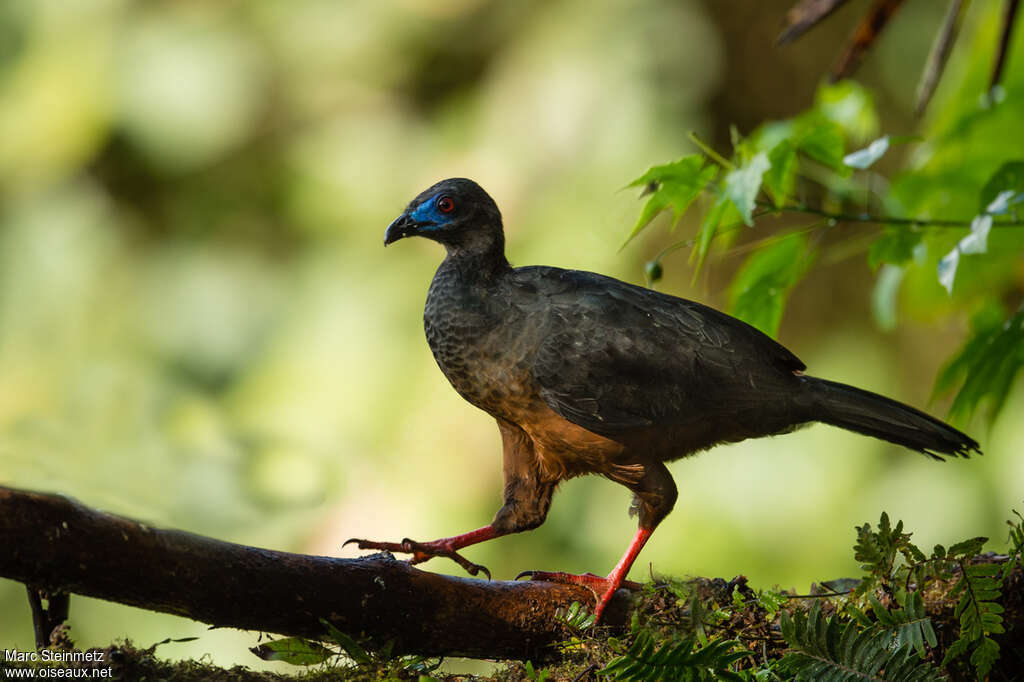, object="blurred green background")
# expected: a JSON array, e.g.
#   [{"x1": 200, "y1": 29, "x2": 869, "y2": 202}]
[{"x1": 1, "y1": 0, "x2": 1021, "y2": 672}]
